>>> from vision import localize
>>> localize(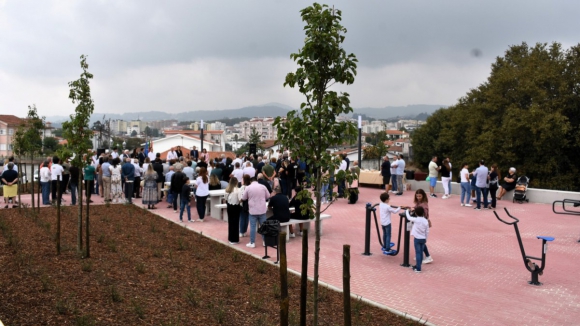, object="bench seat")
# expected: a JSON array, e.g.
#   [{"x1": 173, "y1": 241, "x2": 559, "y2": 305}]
[{"x1": 279, "y1": 214, "x2": 331, "y2": 242}]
